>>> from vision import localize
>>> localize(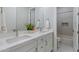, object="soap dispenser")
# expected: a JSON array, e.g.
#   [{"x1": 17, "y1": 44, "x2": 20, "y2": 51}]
[{"x1": 45, "y1": 18, "x2": 50, "y2": 30}]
